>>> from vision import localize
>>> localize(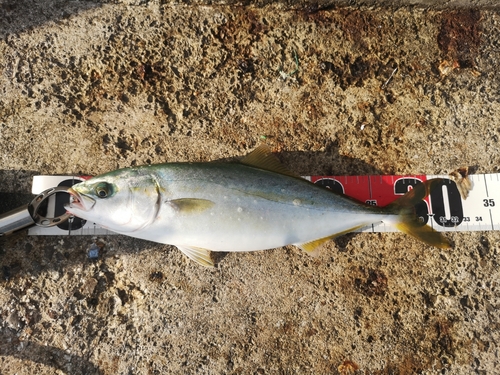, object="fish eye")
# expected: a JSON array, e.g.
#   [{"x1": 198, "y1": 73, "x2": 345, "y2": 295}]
[{"x1": 95, "y1": 182, "x2": 112, "y2": 199}]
